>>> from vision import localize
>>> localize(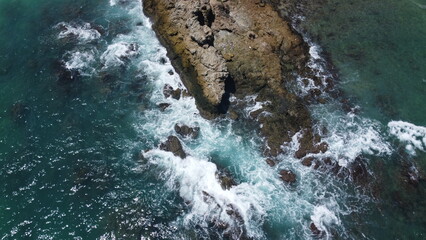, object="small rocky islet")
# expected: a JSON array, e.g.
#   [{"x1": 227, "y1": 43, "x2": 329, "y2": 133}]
[{"x1": 143, "y1": 0, "x2": 333, "y2": 163}]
